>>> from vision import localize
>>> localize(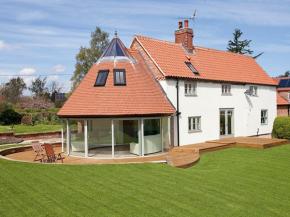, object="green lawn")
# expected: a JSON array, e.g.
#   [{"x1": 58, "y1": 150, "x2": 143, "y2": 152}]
[
  {"x1": 1, "y1": 146, "x2": 290, "y2": 217},
  {"x1": 0, "y1": 124, "x2": 62, "y2": 135}
]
